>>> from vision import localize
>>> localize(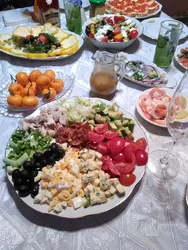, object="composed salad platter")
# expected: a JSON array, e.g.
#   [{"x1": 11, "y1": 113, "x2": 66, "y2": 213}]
[{"x1": 4, "y1": 97, "x2": 148, "y2": 218}]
